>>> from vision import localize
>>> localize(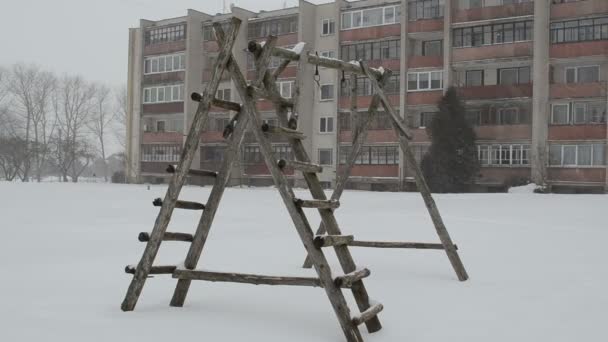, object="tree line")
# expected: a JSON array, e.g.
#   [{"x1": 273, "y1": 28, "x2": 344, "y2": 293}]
[{"x1": 0, "y1": 64, "x2": 127, "y2": 182}]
